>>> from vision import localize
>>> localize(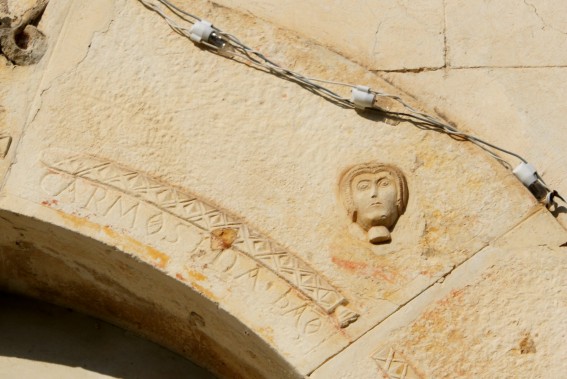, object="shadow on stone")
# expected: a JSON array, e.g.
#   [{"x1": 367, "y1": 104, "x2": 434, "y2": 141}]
[{"x1": 0, "y1": 292, "x2": 217, "y2": 379}]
